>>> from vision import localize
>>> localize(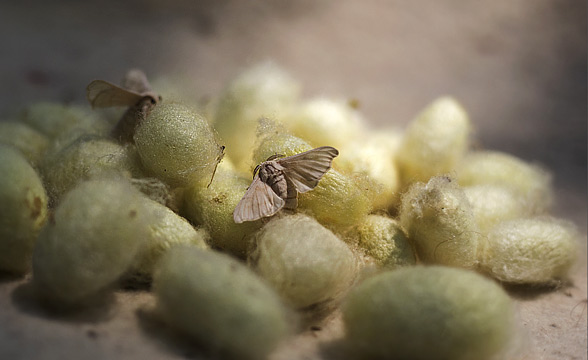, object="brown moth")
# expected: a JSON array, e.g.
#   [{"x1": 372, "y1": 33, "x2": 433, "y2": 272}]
[
  {"x1": 233, "y1": 146, "x2": 339, "y2": 223},
  {"x1": 86, "y1": 69, "x2": 161, "y2": 143}
]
